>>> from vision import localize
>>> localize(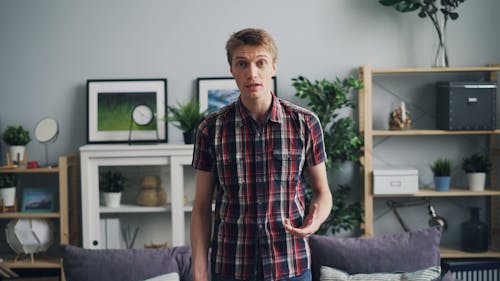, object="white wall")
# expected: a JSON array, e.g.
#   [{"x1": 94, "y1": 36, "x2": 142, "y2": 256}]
[{"x1": 1, "y1": 0, "x2": 499, "y2": 237}]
